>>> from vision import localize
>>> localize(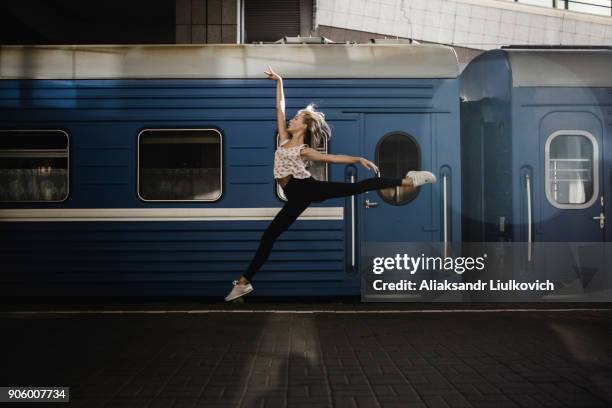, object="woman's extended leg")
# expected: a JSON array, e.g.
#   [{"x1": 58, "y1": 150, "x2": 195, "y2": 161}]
[
  {"x1": 307, "y1": 177, "x2": 404, "y2": 202},
  {"x1": 242, "y1": 198, "x2": 311, "y2": 282}
]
